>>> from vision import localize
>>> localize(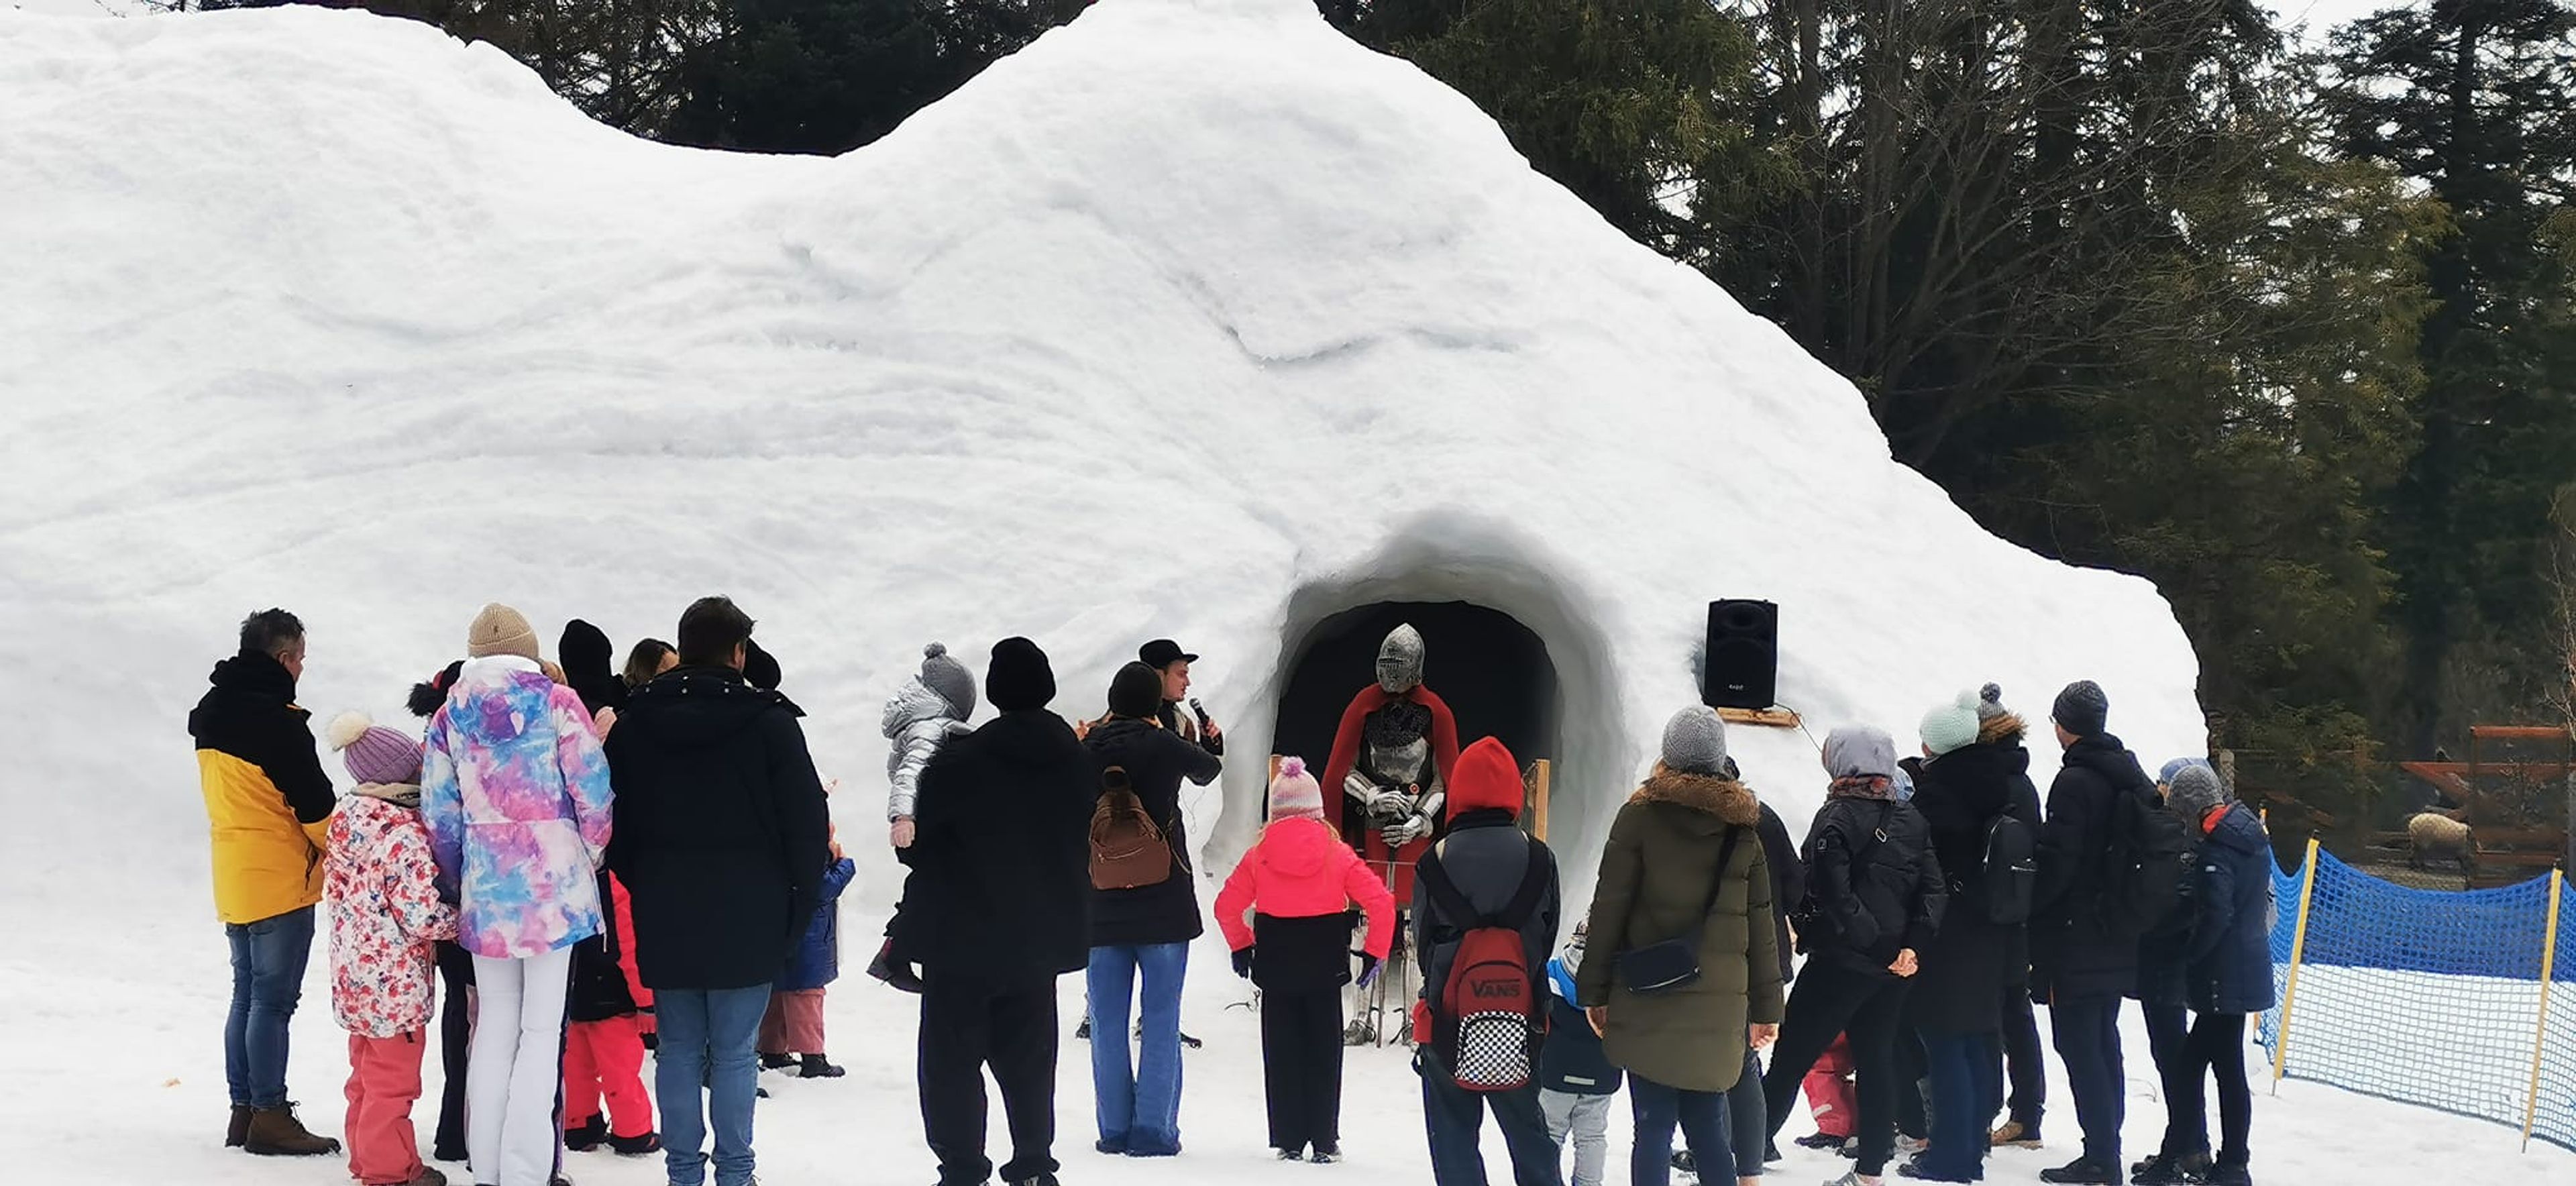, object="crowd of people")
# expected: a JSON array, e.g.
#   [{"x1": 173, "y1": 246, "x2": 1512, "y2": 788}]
[{"x1": 189, "y1": 602, "x2": 2276, "y2": 1186}]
